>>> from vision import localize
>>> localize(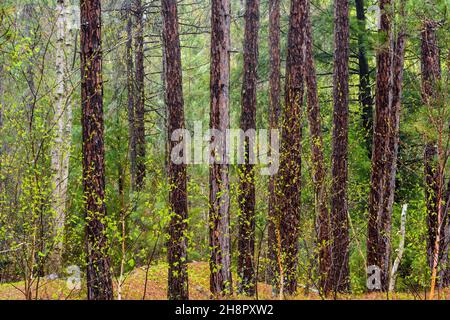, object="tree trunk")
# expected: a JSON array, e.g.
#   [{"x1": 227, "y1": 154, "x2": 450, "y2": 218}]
[
  {"x1": 355, "y1": 0, "x2": 373, "y2": 158},
  {"x1": 237, "y1": 0, "x2": 260, "y2": 297},
  {"x1": 389, "y1": 204, "x2": 408, "y2": 291},
  {"x1": 276, "y1": 0, "x2": 304, "y2": 295},
  {"x1": 330, "y1": 0, "x2": 350, "y2": 293},
  {"x1": 267, "y1": 0, "x2": 281, "y2": 295},
  {"x1": 209, "y1": 0, "x2": 233, "y2": 297},
  {"x1": 301, "y1": 0, "x2": 331, "y2": 295},
  {"x1": 380, "y1": 2, "x2": 407, "y2": 291},
  {"x1": 126, "y1": 0, "x2": 136, "y2": 191},
  {"x1": 80, "y1": 0, "x2": 113, "y2": 300},
  {"x1": 134, "y1": 0, "x2": 146, "y2": 190},
  {"x1": 162, "y1": 0, "x2": 189, "y2": 300},
  {"x1": 421, "y1": 20, "x2": 446, "y2": 290},
  {"x1": 49, "y1": 0, "x2": 73, "y2": 274},
  {"x1": 367, "y1": 0, "x2": 393, "y2": 292}
]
